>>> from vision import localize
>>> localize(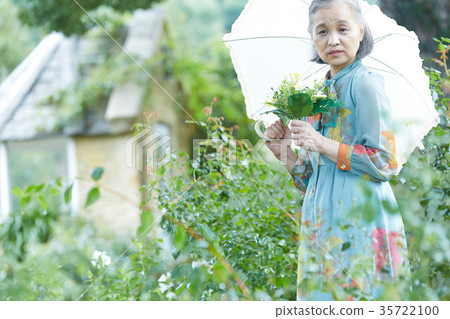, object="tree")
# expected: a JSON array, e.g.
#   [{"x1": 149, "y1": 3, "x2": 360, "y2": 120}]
[
  {"x1": 12, "y1": 0, "x2": 162, "y2": 35},
  {"x1": 0, "y1": 0, "x2": 39, "y2": 81},
  {"x1": 380, "y1": 0, "x2": 450, "y2": 60},
  {"x1": 164, "y1": 0, "x2": 226, "y2": 50}
]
